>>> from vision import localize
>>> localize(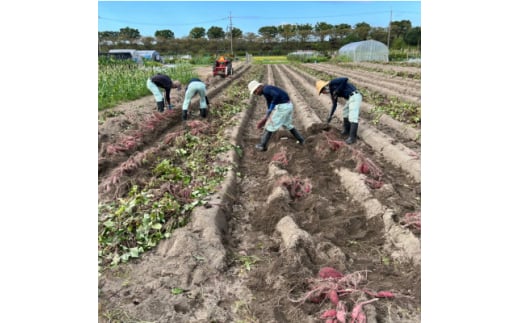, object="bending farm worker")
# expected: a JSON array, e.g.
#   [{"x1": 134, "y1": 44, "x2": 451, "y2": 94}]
[
  {"x1": 182, "y1": 78, "x2": 209, "y2": 121},
  {"x1": 146, "y1": 74, "x2": 181, "y2": 112},
  {"x1": 248, "y1": 80, "x2": 305, "y2": 151},
  {"x1": 316, "y1": 77, "x2": 362, "y2": 144}
]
